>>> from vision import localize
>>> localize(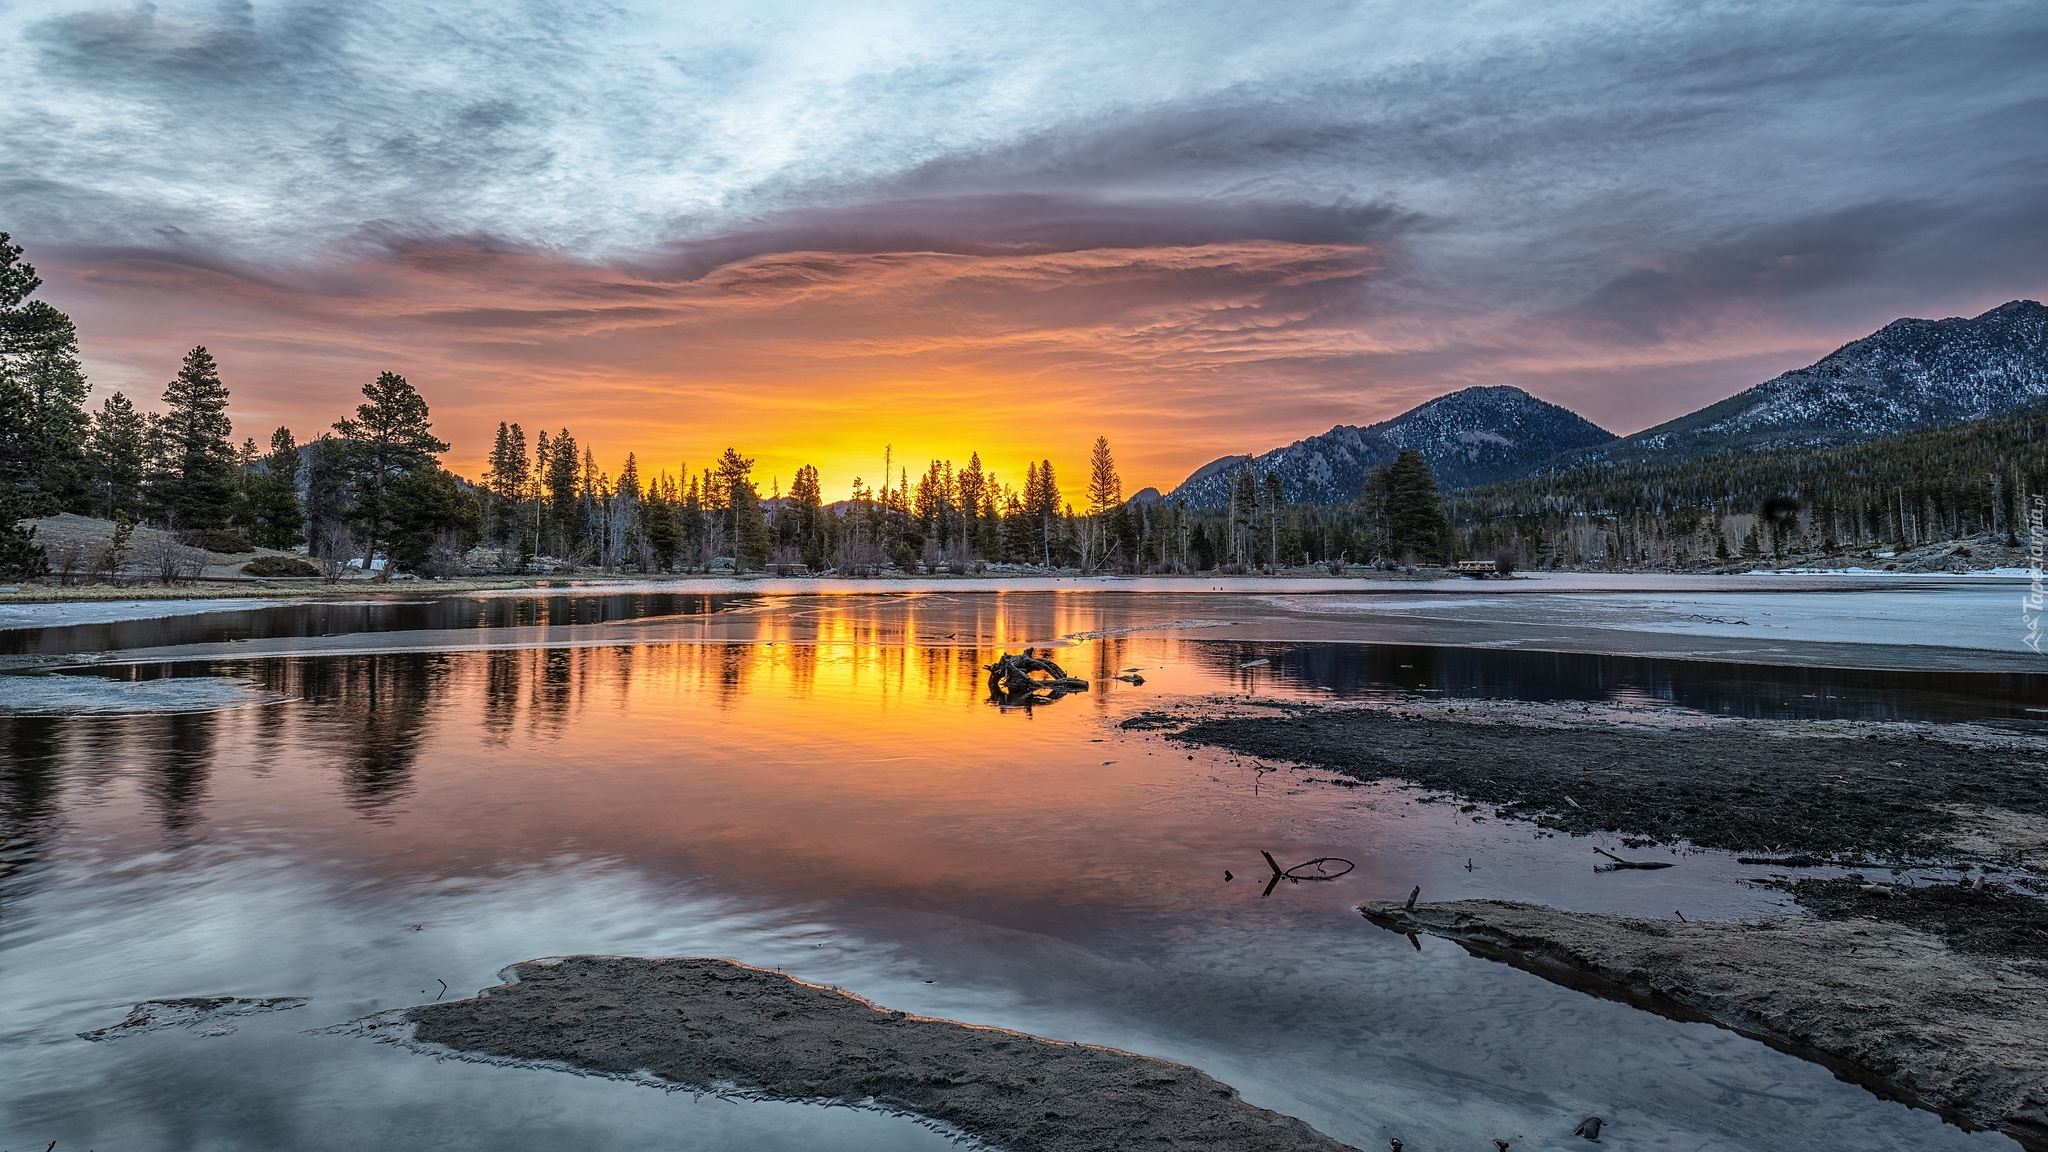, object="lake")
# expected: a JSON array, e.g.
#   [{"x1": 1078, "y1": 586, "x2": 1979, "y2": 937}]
[{"x1": 0, "y1": 577, "x2": 2035, "y2": 1150}]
